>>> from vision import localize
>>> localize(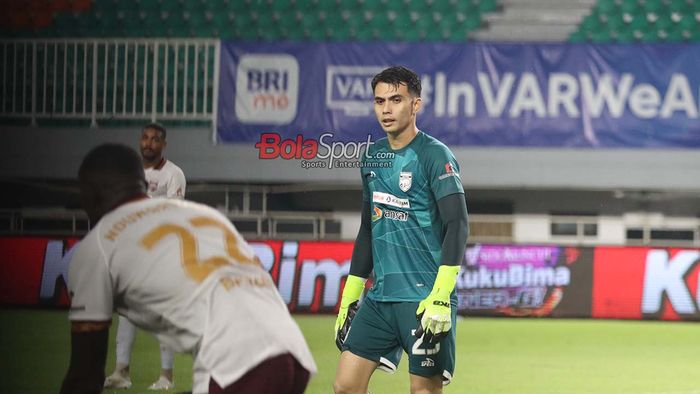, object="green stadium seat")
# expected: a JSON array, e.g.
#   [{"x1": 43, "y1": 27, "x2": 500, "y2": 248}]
[
  {"x1": 358, "y1": 0, "x2": 386, "y2": 13},
  {"x1": 298, "y1": 12, "x2": 318, "y2": 33},
  {"x1": 269, "y1": 0, "x2": 294, "y2": 12},
  {"x1": 580, "y1": 14, "x2": 603, "y2": 33},
  {"x1": 643, "y1": 0, "x2": 665, "y2": 14},
  {"x1": 668, "y1": 0, "x2": 691, "y2": 13},
  {"x1": 596, "y1": 0, "x2": 617, "y2": 15},
  {"x1": 354, "y1": 27, "x2": 379, "y2": 41},
  {"x1": 654, "y1": 14, "x2": 675, "y2": 32},
  {"x1": 590, "y1": 29, "x2": 613, "y2": 42},
  {"x1": 136, "y1": 0, "x2": 161, "y2": 12},
  {"x1": 568, "y1": 29, "x2": 587, "y2": 42},
  {"x1": 620, "y1": 0, "x2": 641, "y2": 14},
  {"x1": 292, "y1": 0, "x2": 318, "y2": 12},
  {"x1": 627, "y1": 13, "x2": 650, "y2": 32},
  {"x1": 478, "y1": 0, "x2": 498, "y2": 13},
  {"x1": 4, "y1": 0, "x2": 500, "y2": 42},
  {"x1": 451, "y1": 1, "x2": 476, "y2": 14},
  {"x1": 343, "y1": 11, "x2": 367, "y2": 31},
  {"x1": 327, "y1": 26, "x2": 352, "y2": 40},
  {"x1": 677, "y1": 13, "x2": 697, "y2": 30}
]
